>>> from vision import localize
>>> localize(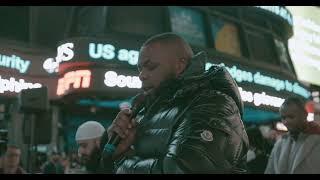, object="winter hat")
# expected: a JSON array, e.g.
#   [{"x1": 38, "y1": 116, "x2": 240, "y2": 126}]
[{"x1": 75, "y1": 121, "x2": 105, "y2": 141}]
